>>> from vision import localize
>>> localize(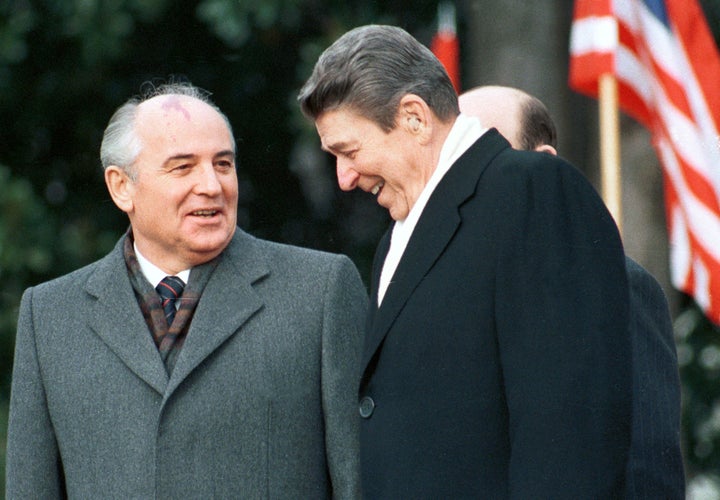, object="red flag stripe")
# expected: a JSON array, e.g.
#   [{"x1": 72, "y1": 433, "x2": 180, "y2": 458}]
[
  {"x1": 569, "y1": 0, "x2": 720, "y2": 323},
  {"x1": 431, "y1": 33, "x2": 461, "y2": 92},
  {"x1": 566, "y1": 52, "x2": 614, "y2": 96},
  {"x1": 430, "y1": 2, "x2": 461, "y2": 93}
]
